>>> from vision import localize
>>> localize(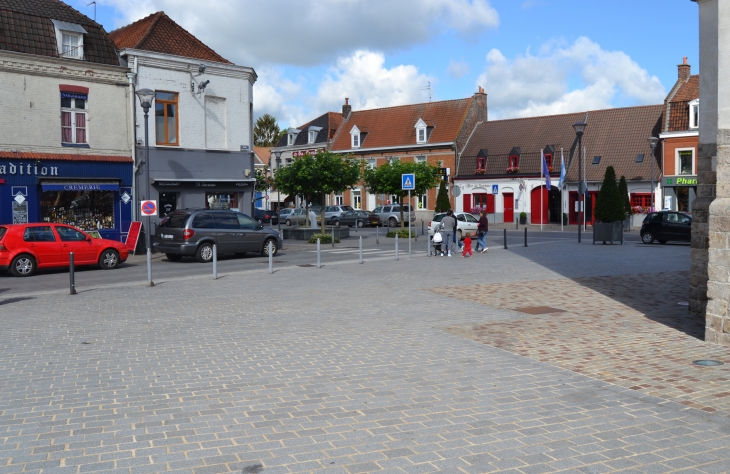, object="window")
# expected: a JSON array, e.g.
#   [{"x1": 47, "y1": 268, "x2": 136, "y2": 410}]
[
  {"x1": 415, "y1": 118, "x2": 427, "y2": 144},
  {"x1": 473, "y1": 193, "x2": 488, "y2": 208},
  {"x1": 308, "y1": 130, "x2": 317, "y2": 143},
  {"x1": 61, "y1": 32, "x2": 83, "y2": 59},
  {"x1": 352, "y1": 189, "x2": 362, "y2": 209},
  {"x1": 367, "y1": 159, "x2": 376, "y2": 169},
  {"x1": 24, "y1": 226, "x2": 56, "y2": 242},
  {"x1": 592, "y1": 156, "x2": 601, "y2": 164},
  {"x1": 350, "y1": 125, "x2": 361, "y2": 148},
  {"x1": 689, "y1": 99, "x2": 699, "y2": 129},
  {"x1": 61, "y1": 93, "x2": 87, "y2": 145},
  {"x1": 205, "y1": 193, "x2": 238, "y2": 210},
  {"x1": 417, "y1": 128, "x2": 426, "y2": 143},
  {"x1": 56, "y1": 226, "x2": 87, "y2": 241},
  {"x1": 40, "y1": 189, "x2": 115, "y2": 231},
  {"x1": 677, "y1": 149, "x2": 694, "y2": 175},
  {"x1": 155, "y1": 92, "x2": 178, "y2": 145},
  {"x1": 415, "y1": 155, "x2": 426, "y2": 164},
  {"x1": 237, "y1": 213, "x2": 258, "y2": 229},
  {"x1": 214, "y1": 213, "x2": 240, "y2": 229},
  {"x1": 636, "y1": 154, "x2": 644, "y2": 163},
  {"x1": 630, "y1": 193, "x2": 652, "y2": 208},
  {"x1": 509, "y1": 155, "x2": 519, "y2": 168},
  {"x1": 544, "y1": 153, "x2": 552, "y2": 169},
  {"x1": 477, "y1": 157, "x2": 486, "y2": 170},
  {"x1": 192, "y1": 213, "x2": 216, "y2": 229},
  {"x1": 288, "y1": 134, "x2": 294, "y2": 145},
  {"x1": 417, "y1": 194, "x2": 427, "y2": 210},
  {"x1": 335, "y1": 194, "x2": 344, "y2": 205}
]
